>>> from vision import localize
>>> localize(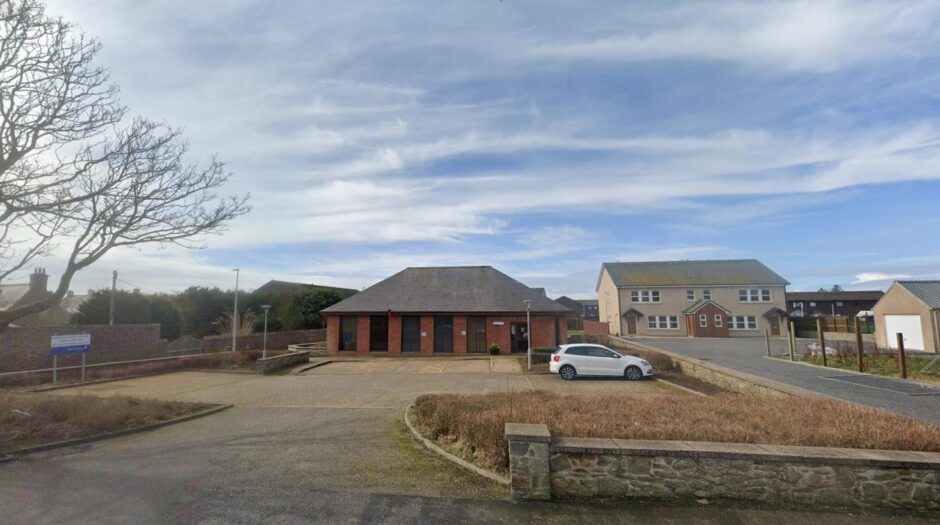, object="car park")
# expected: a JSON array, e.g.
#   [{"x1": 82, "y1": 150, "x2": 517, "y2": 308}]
[{"x1": 549, "y1": 344, "x2": 654, "y2": 381}]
